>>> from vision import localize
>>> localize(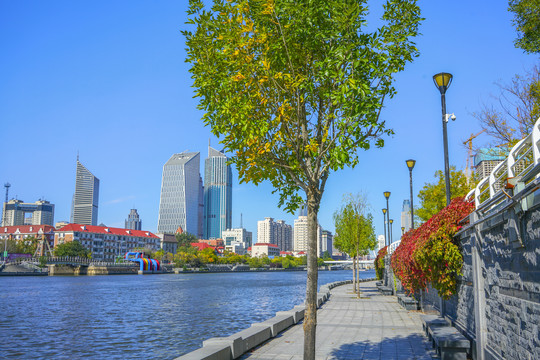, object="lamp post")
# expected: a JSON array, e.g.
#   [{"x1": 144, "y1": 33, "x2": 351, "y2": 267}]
[
  {"x1": 389, "y1": 219, "x2": 394, "y2": 244},
  {"x1": 384, "y1": 191, "x2": 391, "y2": 246},
  {"x1": 433, "y1": 72, "x2": 453, "y2": 206},
  {"x1": 401, "y1": 226, "x2": 405, "y2": 236},
  {"x1": 382, "y1": 208, "x2": 387, "y2": 247},
  {"x1": 406, "y1": 159, "x2": 416, "y2": 229}
]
